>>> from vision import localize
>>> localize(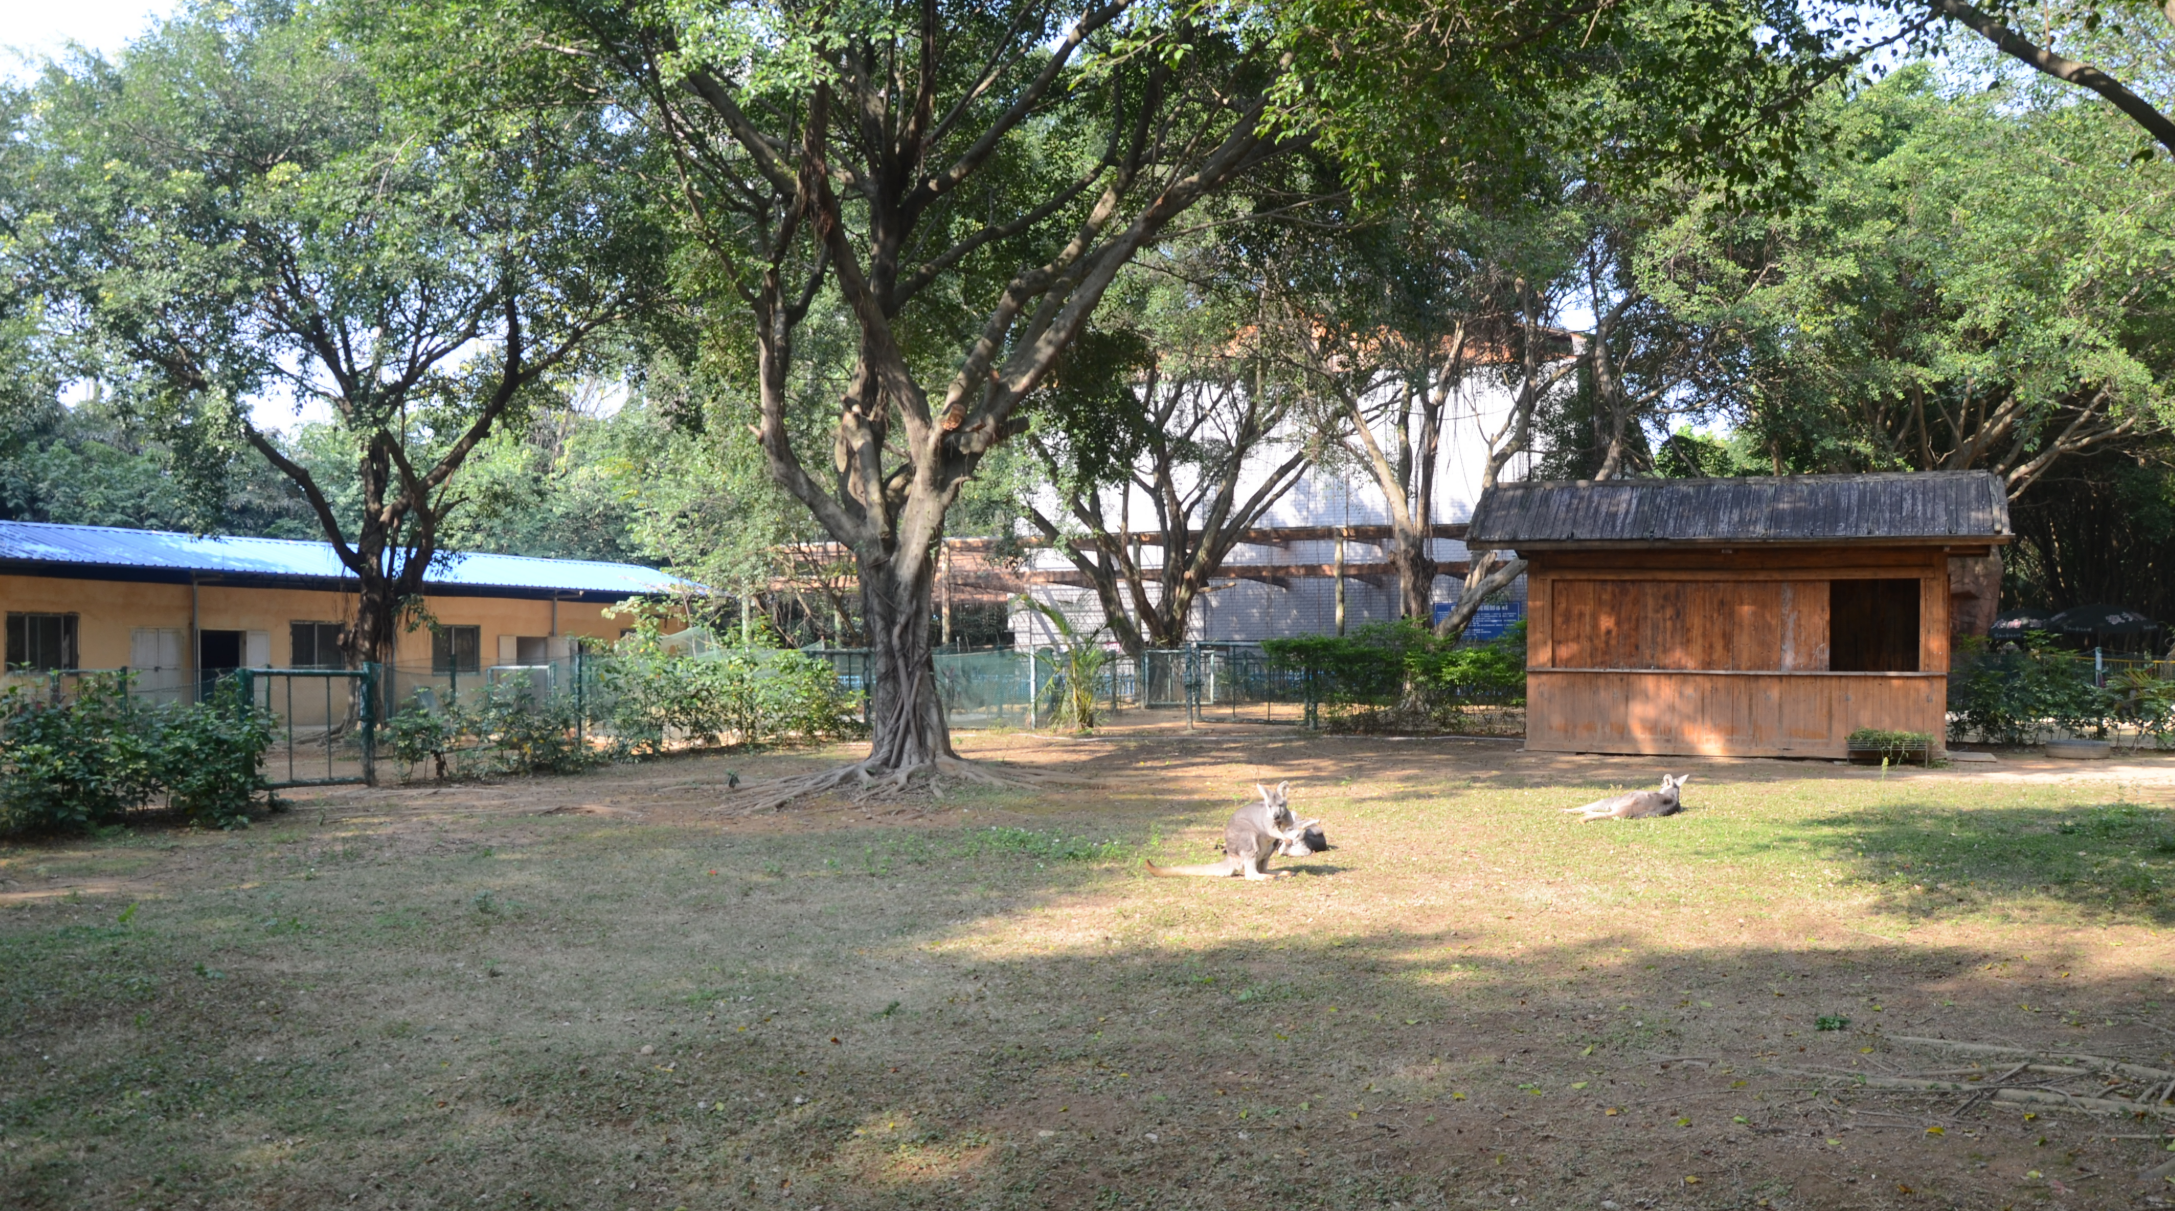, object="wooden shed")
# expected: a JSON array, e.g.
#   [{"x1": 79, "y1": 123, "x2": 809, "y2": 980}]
[{"x1": 1464, "y1": 472, "x2": 2011, "y2": 759}]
